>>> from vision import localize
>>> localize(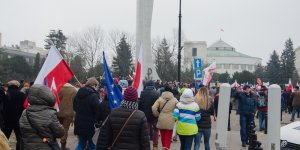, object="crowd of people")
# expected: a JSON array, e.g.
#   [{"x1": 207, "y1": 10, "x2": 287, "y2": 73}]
[{"x1": 0, "y1": 77, "x2": 300, "y2": 150}]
